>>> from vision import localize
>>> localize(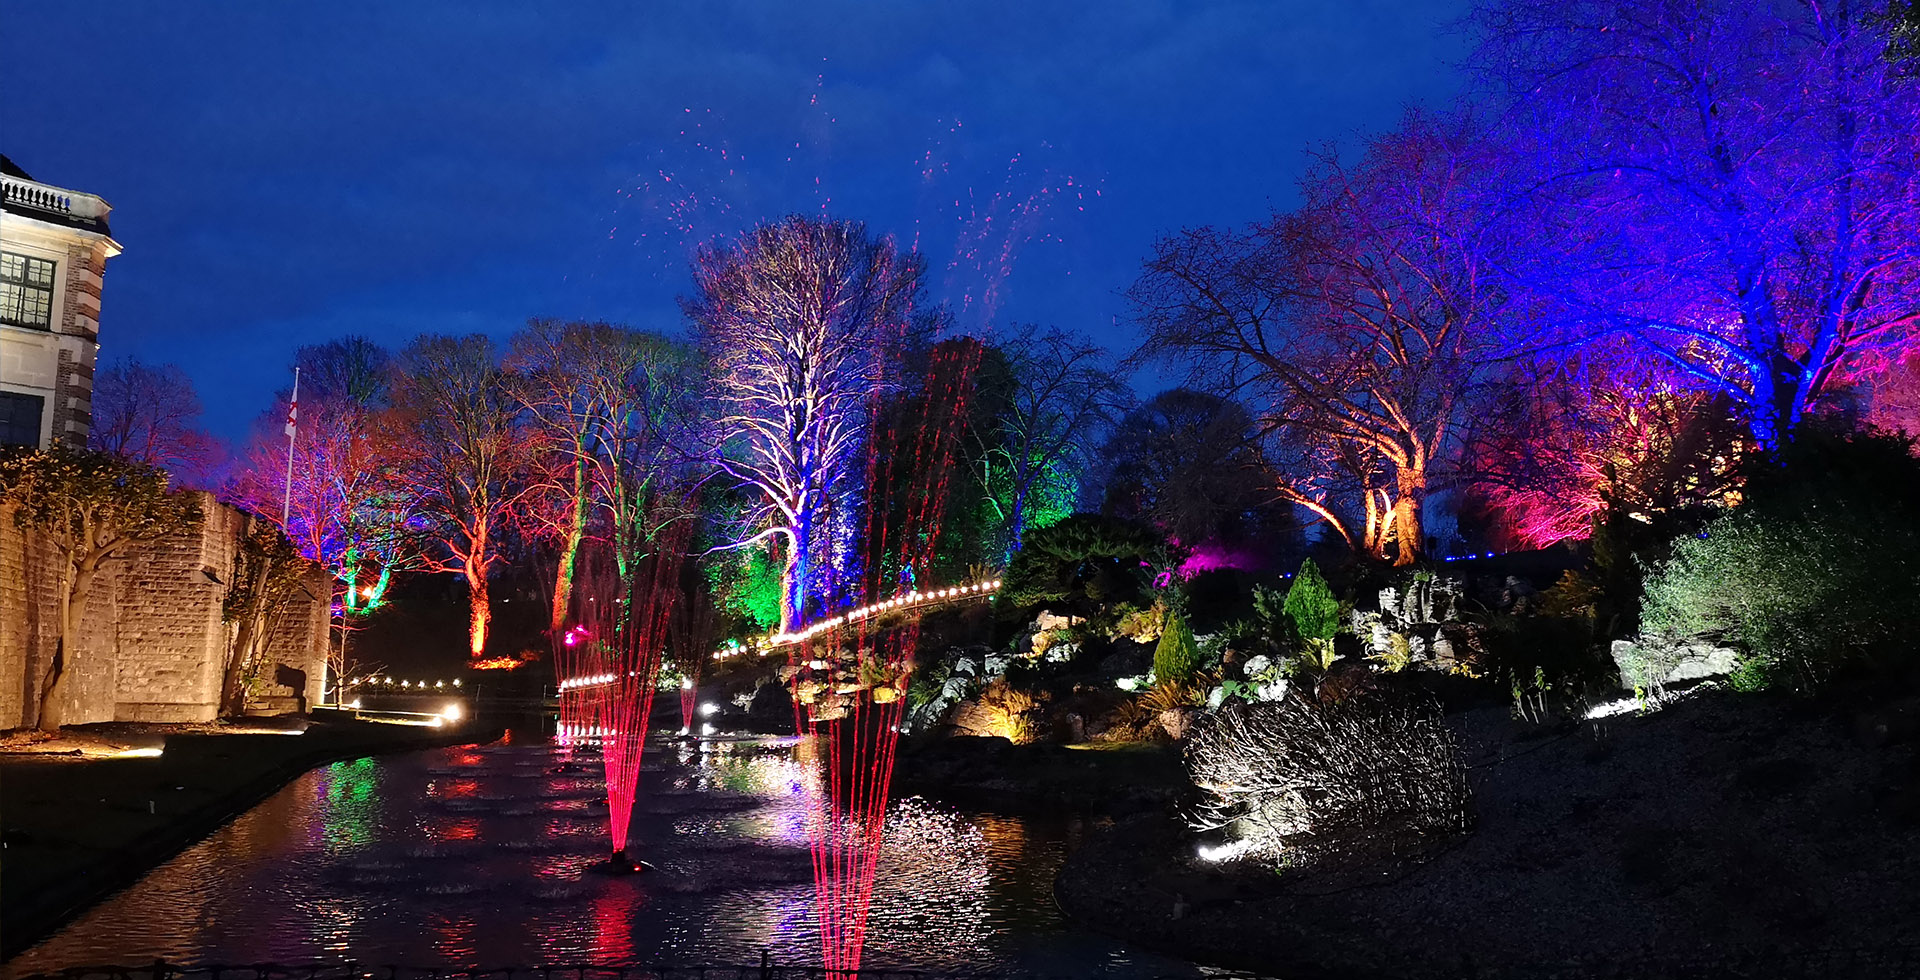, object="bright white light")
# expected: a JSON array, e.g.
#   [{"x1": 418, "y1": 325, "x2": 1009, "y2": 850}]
[
  {"x1": 700, "y1": 722, "x2": 716, "y2": 736},
  {"x1": 1197, "y1": 839, "x2": 1252, "y2": 863},
  {"x1": 348, "y1": 699, "x2": 362, "y2": 709},
  {"x1": 441, "y1": 703, "x2": 463, "y2": 721},
  {"x1": 452, "y1": 679, "x2": 461, "y2": 687},
  {"x1": 360, "y1": 586, "x2": 375, "y2": 599},
  {"x1": 1585, "y1": 697, "x2": 1641, "y2": 720},
  {"x1": 681, "y1": 677, "x2": 694, "y2": 690},
  {"x1": 699, "y1": 702, "x2": 720, "y2": 717},
  {"x1": 114, "y1": 747, "x2": 165, "y2": 759}
]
